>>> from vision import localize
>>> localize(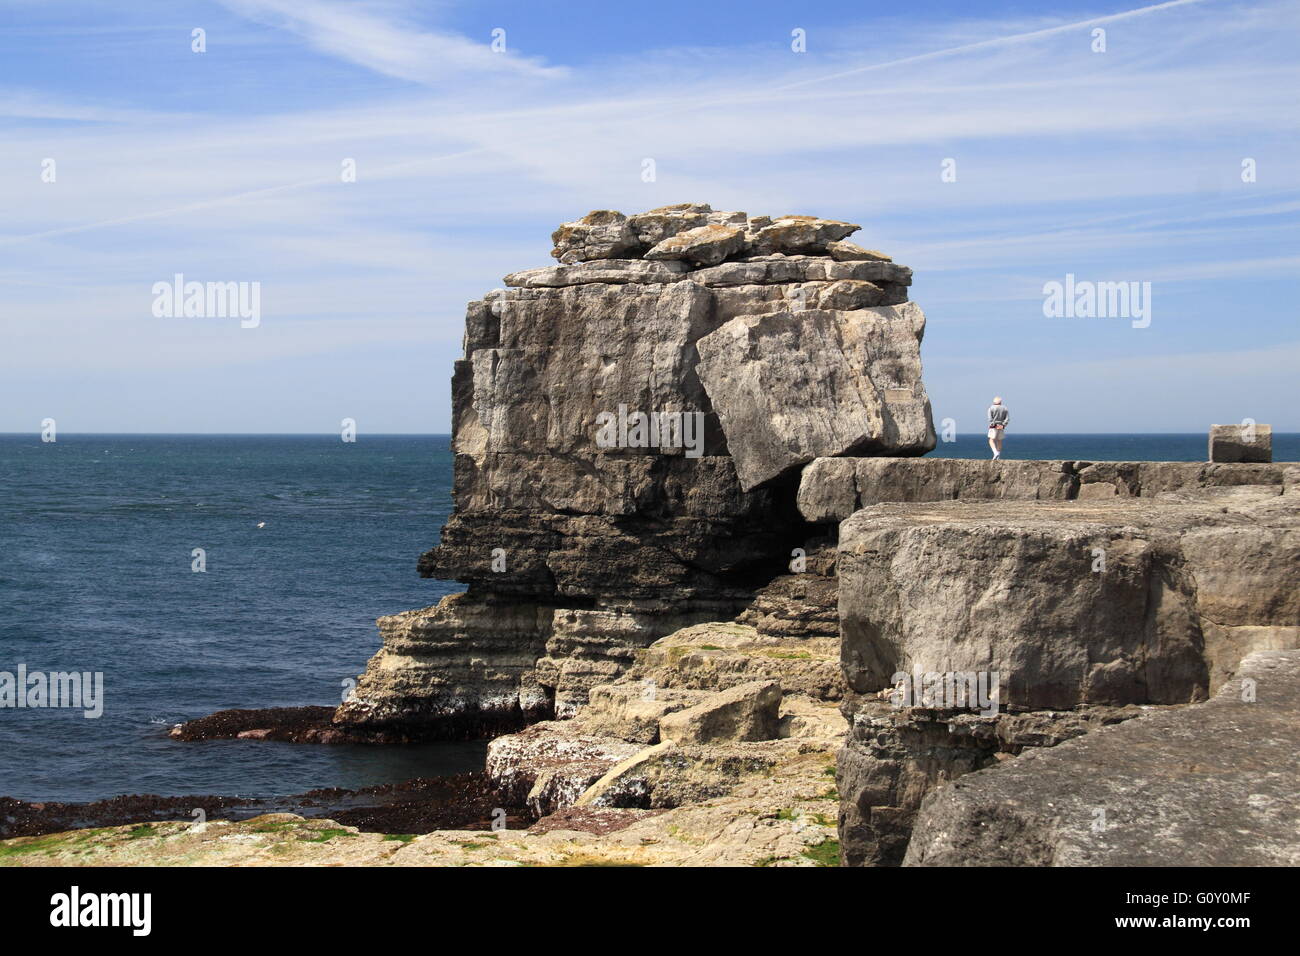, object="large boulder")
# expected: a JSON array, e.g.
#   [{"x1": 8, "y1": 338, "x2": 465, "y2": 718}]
[
  {"x1": 837, "y1": 490, "x2": 1300, "y2": 711},
  {"x1": 696, "y1": 304, "x2": 936, "y2": 490},
  {"x1": 573, "y1": 739, "x2": 784, "y2": 810},
  {"x1": 657, "y1": 680, "x2": 783, "y2": 744},
  {"x1": 579, "y1": 683, "x2": 700, "y2": 744},
  {"x1": 1209, "y1": 423, "x2": 1272, "y2": 462},
  {"x1": 485, "y1": 721, "x2": 643, "y2": 816}
]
